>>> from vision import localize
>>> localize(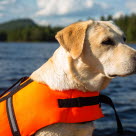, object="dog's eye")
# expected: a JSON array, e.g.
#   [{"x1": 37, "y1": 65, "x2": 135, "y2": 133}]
[
  {"x1": 123, "y1": 37, "x2": 126, "y2": 42},
  {"x1": 101, "y1": 38, "x2": 115, "y2": 45}
]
